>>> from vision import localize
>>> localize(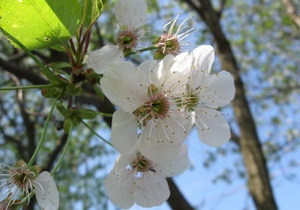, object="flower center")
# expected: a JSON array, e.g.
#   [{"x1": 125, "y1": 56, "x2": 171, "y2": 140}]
[
  {"x1": 153, "y1": 34, "x2": 180, "y2": 59},
  {"x1": 134, "y1": 85, "x2": 170, "y2": 126},
  {"x1": 131, "y1": 155, "x2": 155, "y2": 174},
  {"x1": 117, "y1": 29, "x2": 138, "y2": 53},
  {"x1": 10, "y1": 167, "x2": 35, "y2": 193},
  {"x1": 175, "y1": 94, "x2": 199, "y2": 112}
]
